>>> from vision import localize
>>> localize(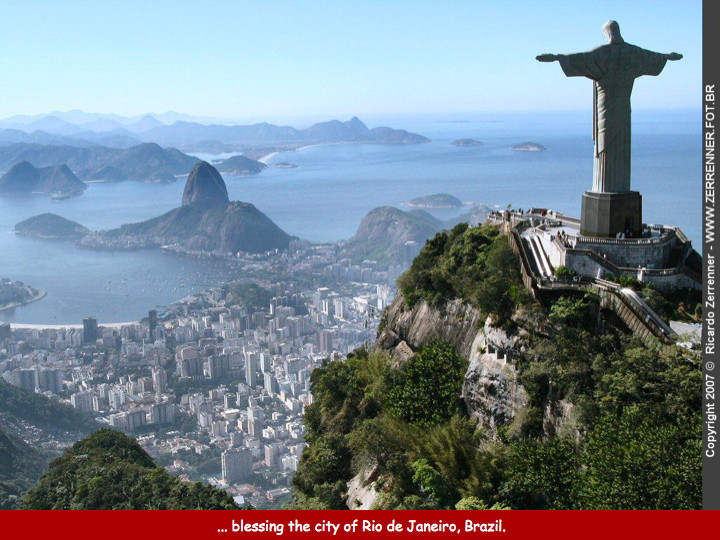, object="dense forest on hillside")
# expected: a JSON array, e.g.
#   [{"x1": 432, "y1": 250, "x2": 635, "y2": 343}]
[{"x1": 22, "y1": 429, "x2": 240, "y2": 509}]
